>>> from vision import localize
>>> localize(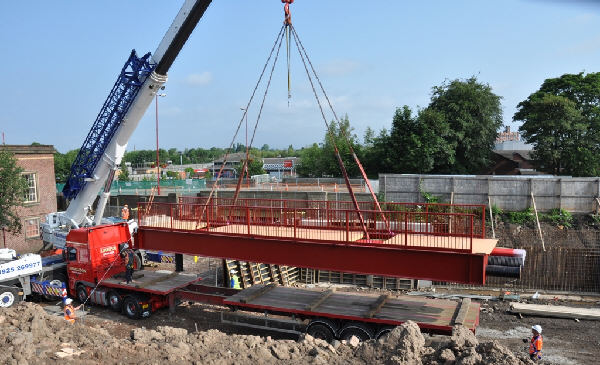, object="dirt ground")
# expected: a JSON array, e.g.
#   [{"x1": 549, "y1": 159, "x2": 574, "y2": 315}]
[{"x1": 3, "y1": 256, "x2": 598, "y2": 364}]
